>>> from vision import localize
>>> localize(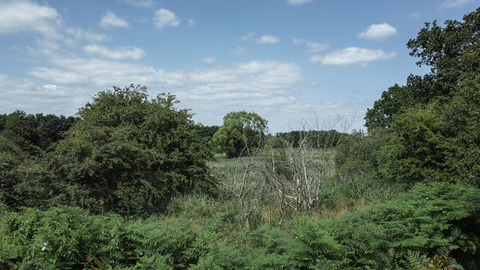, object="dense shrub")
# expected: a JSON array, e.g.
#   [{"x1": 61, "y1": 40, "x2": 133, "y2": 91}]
[
  {"x1": 379, "y1": 104, "x2": 458, "y2": 185},
  {"x1": 334, "y1": 128, "x2": 388, "y2": 178},
  {"x1": 11, "y1": 85, "x2": 216, "y2": 216},
  {"x1": 324, "y1": 182, "x2": 480, "y2": 269},
  {"x1": 0, "y1": 205, "x2": 196, "y2": 269}
]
